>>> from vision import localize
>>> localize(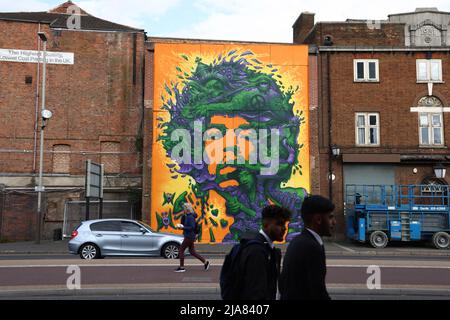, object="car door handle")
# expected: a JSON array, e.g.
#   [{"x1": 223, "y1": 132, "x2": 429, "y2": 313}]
[
  {"x1": 96, "y1": 234, "x2": 103, "y2": 237},
  {"x1": 122, "y1": 235, "x2": 129, "y2": 238}
]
